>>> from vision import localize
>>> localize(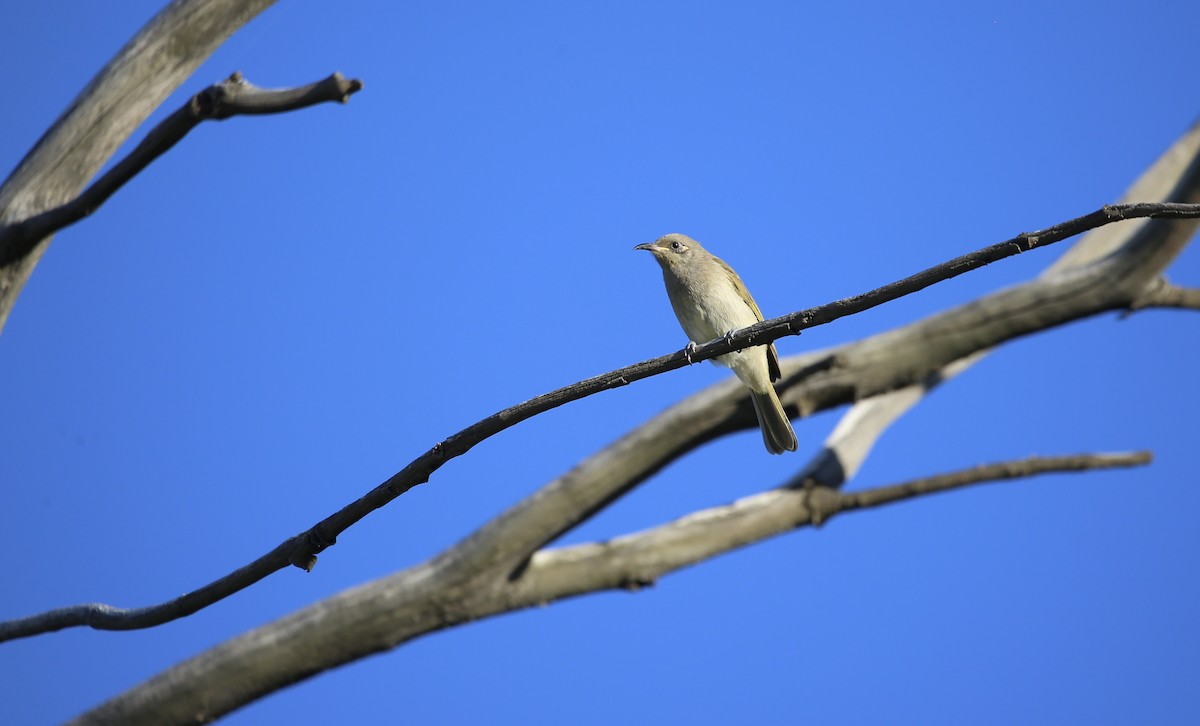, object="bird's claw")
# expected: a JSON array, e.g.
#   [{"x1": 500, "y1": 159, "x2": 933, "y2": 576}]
[{"x1": 684, "y1": 341, "x2": 698, "y2": 364}]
